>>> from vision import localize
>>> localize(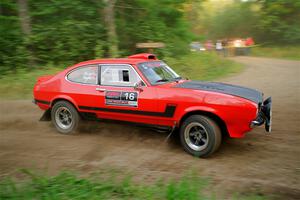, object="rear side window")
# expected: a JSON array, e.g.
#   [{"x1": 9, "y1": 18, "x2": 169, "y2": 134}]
[
  {"x1": 100, "y1": 65, "x2": 140, "y2": 86},
  {"x1": 67, "y1": 65, "x2": 98, "y2": 84}
]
